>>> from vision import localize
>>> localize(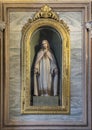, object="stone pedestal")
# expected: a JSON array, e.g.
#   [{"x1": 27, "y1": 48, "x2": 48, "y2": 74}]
[{"x1": 33, "y1": 96, "x2": 59, "y2": 106}]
